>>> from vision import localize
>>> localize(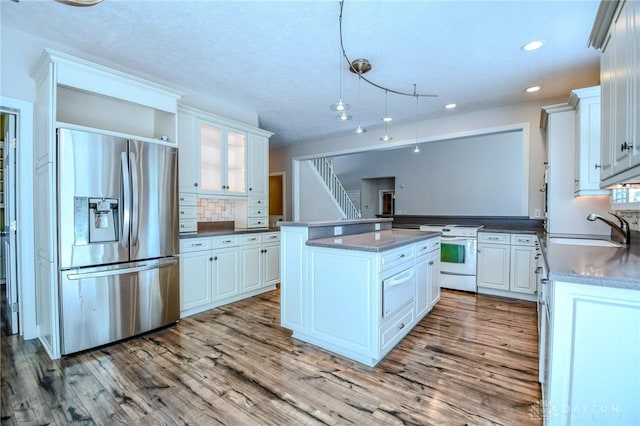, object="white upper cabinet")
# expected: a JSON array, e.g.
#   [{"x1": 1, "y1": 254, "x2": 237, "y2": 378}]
[
  {"x1": 569, "y1": 86, "x2": 609, "y2": 196},
  {"x1": 591, "y1": 0, "x2": 640, "y2": 186},
  {"x1": 177, "y1": 106, "x2": 272, "y2": 199},
  {"x1": 247, "y1": 133, "x2": 269, "y2": 197}
]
